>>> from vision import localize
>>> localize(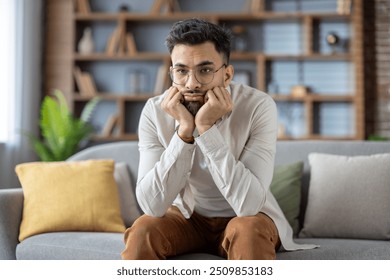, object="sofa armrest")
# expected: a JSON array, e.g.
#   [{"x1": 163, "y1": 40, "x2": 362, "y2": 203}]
[{"x1": 0, "y1": 188, "x2": 23, "y2": 259}]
